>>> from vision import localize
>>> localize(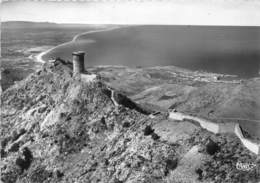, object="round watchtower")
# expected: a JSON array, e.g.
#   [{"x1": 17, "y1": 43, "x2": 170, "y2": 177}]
[{"x1": 72, "y1": 51, "x2": 85, "y2": 75}]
